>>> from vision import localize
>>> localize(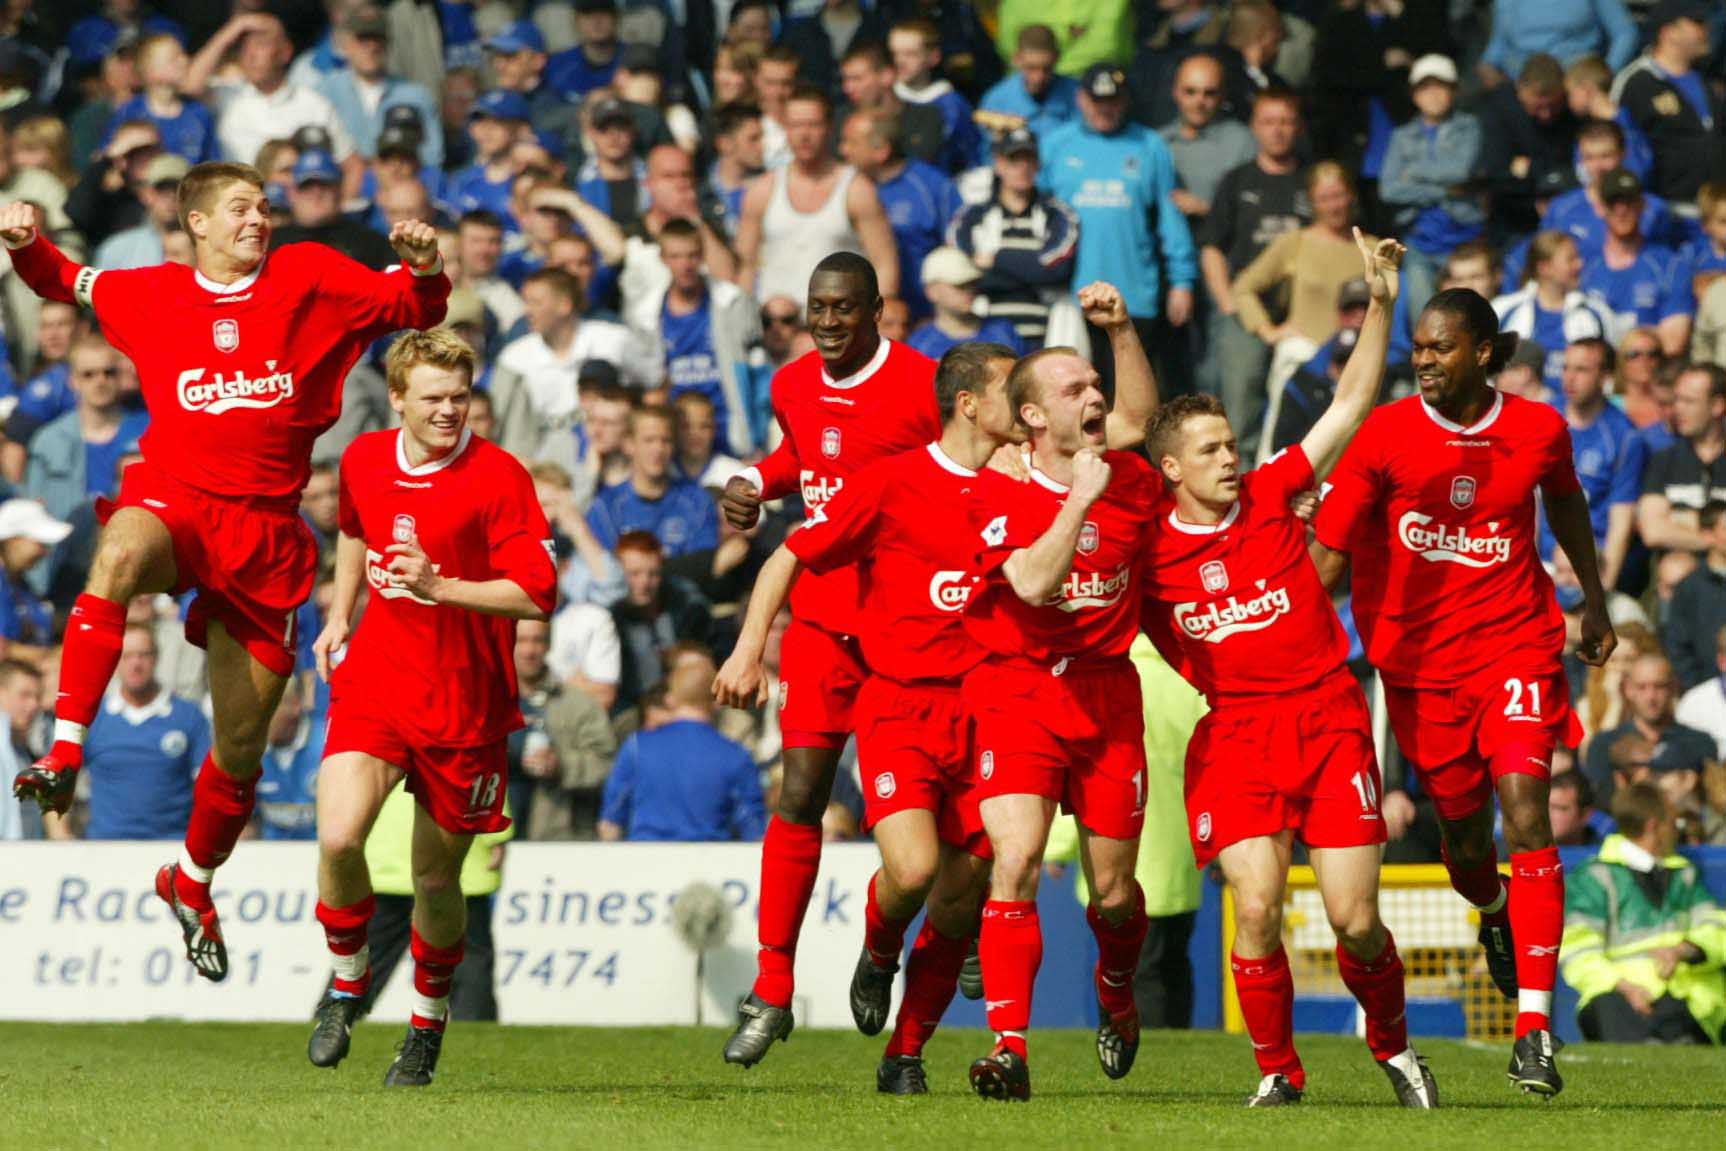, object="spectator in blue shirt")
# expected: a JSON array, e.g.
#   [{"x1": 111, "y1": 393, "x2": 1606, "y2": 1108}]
[
  {"x1": 840, "y1": 106, "x2": 961, "y2": 321},
  {"x1": 708, "y1": 102, "x2": 764, "y2": 239},
  {"x1": 446, "y1": 91, "x2": 532, "y2": 227},
  {"x1": 483, "y1": 20, "x2": 582, "y2": 162},
  {"x1": 979, "y1": 24, "x2": 1079, "y2": 144},
  {"x1": 0, "y1": 500, "x2": 69, "y2": 667},
  {"x1": 1040, "y1": 64, "x2": 1196, "y2": 378},
  {"x1": 1477, "y1": 0, "x2": 1637, "y2": 87},
  {"x1": 1560, "y1": 338, "x2": 1643, "y2": 588},
  {"x1": 1492, "y1": 231, "x2": 1610, "y2": 394},
  {"x1": 83, "y1": 623, "x2": 212, "y2": 840},
  {"x1": 889, "y1": 18, "x2": 985, "y2": 172},
  {"x1": 255, "y1": 683, "x2": 323, "y2": 840},
  {"x1": 598, "y1": 643, "x2": 765, "y2": 842},
  {"x1": 1541, "y1": 121, "x2": 1695, "y2": 264},
  {"x1": 1564, "y1": 60, "x2": 1656, "y2": 183},
  {"x1": 1582, "y1": 168, "x2": 1695, "y2": 355},
  {"x1": 575, "y1": 97, "x2": 649, "y2": 230},
  {"x1": 7, "y1": 301, "x2": 80, "y2": 432},
  {"x1": 548, "y1": 0, "x2": 623, "y2": 99},
  {"x1": 906, "y1": 247, "x2": 1028, "y2": 361},
  {"x1": 1687, "y1": 182, "x2": 1726, "y2": 280},
  {"x1": 588, "y1": 406, "x2": 720, "y2": 564},
  {"x1": 314, "y1": 6, "x2": 442, "y2": 170},
  {"x1": 103, "y1": 33, "x2": 217, "y2": 165}
]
